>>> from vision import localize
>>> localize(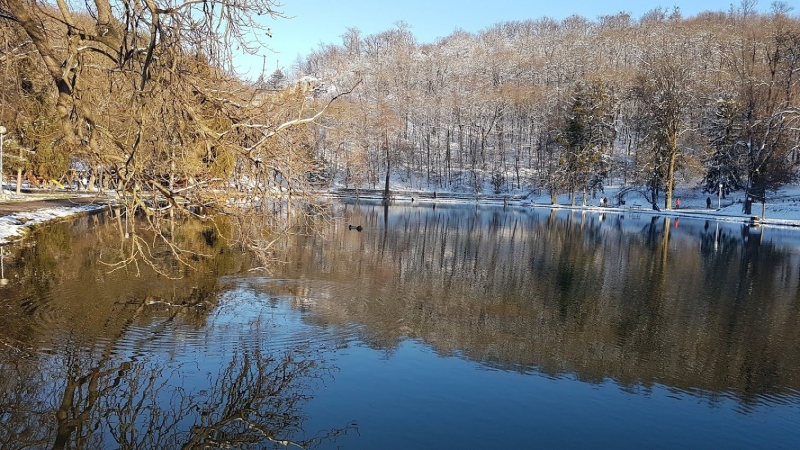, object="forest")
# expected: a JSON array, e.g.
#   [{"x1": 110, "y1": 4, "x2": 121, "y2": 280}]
[
  {"x1": 0, "y1": 1, "x2": 799, "y2": 223},
  {"x1": 296, "y1": 3, "x2": 800, "y2": 211}
]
